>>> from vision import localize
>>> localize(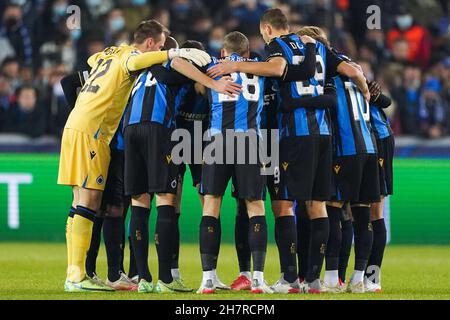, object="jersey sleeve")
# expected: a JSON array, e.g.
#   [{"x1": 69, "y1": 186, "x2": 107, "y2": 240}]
[
  {"x1": 125, "y1": 50, "x2": 169, "y2": 73},
  {"x1": 325, "y1": 47, "x2": 344, "y2": 78},
  {"x1": 265, "y1": 40, "x2": 285, "y2": 61}
]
